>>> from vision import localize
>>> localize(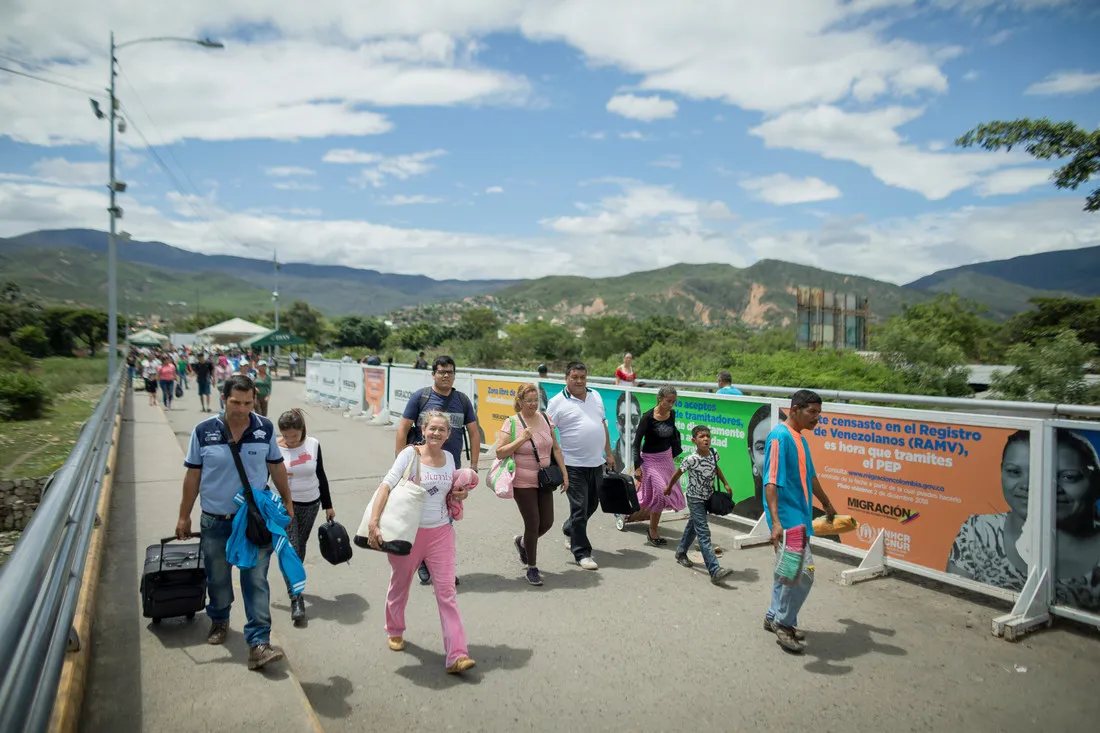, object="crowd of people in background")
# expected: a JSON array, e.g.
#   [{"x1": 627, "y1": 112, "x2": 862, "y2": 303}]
[{"x1": 126, "y1": 345, "x2": 300, "y2": 415}]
